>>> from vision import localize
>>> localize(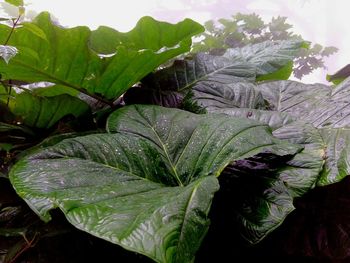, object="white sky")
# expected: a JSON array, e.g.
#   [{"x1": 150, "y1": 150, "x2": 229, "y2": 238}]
[{"x1": 1, "y1": 0, "x2": 349, "y2": 84}]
